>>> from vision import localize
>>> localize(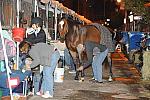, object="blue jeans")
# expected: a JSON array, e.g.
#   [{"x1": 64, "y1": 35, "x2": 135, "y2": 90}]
[
  {"x1": 92, "y1": 49, "x2": 108, "y2": 82},
  {"x1": 64, "y1": 49, "x2": 76, "y2": 71},
  {"x1": 41, "y1": 50, "x2": 60, "y2": 96},
  {"x1": 33, "y1": 72, "x2": 42, "y2": 93}
]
